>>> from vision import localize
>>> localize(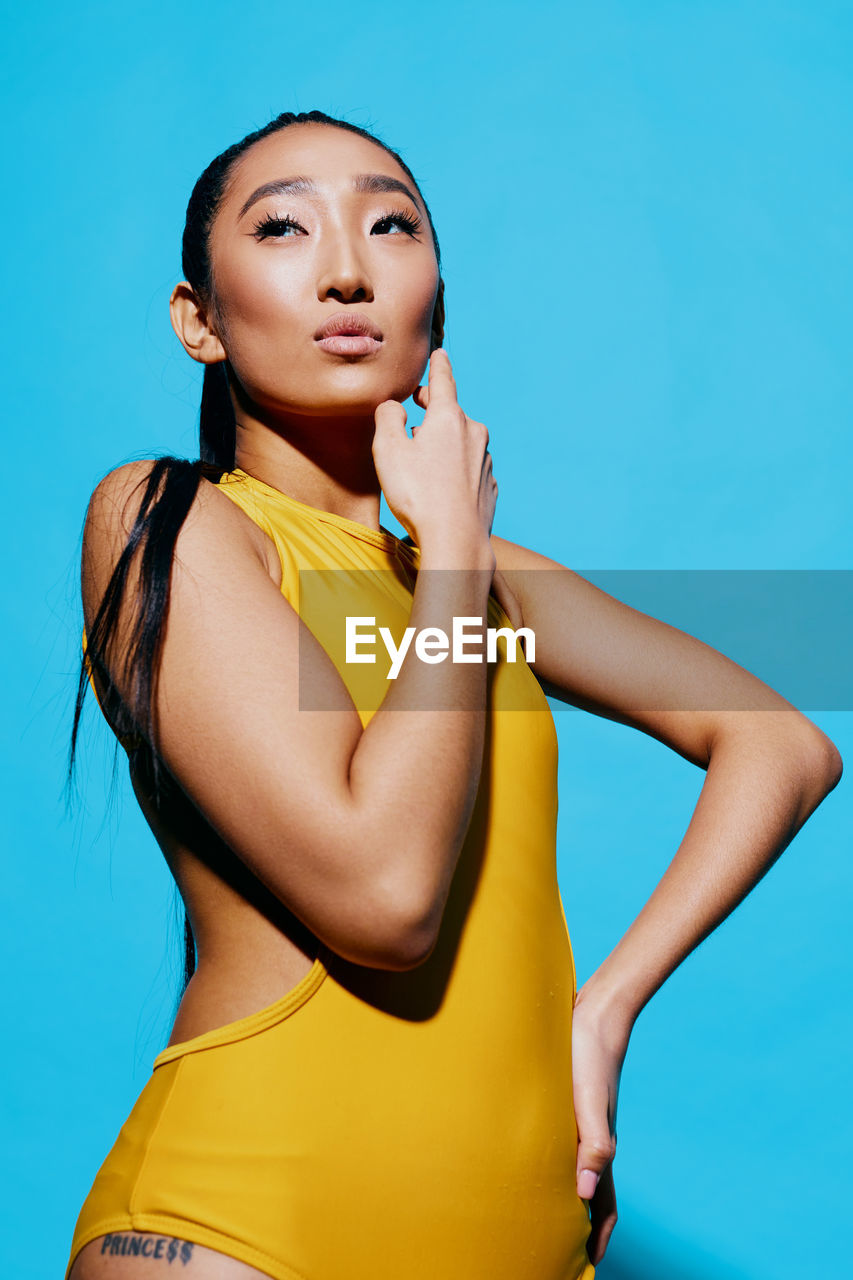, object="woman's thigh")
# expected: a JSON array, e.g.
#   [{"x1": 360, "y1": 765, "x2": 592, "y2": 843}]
[{"x1": 69, "y1": 1232, "x2": 273, "y2": 1278}]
